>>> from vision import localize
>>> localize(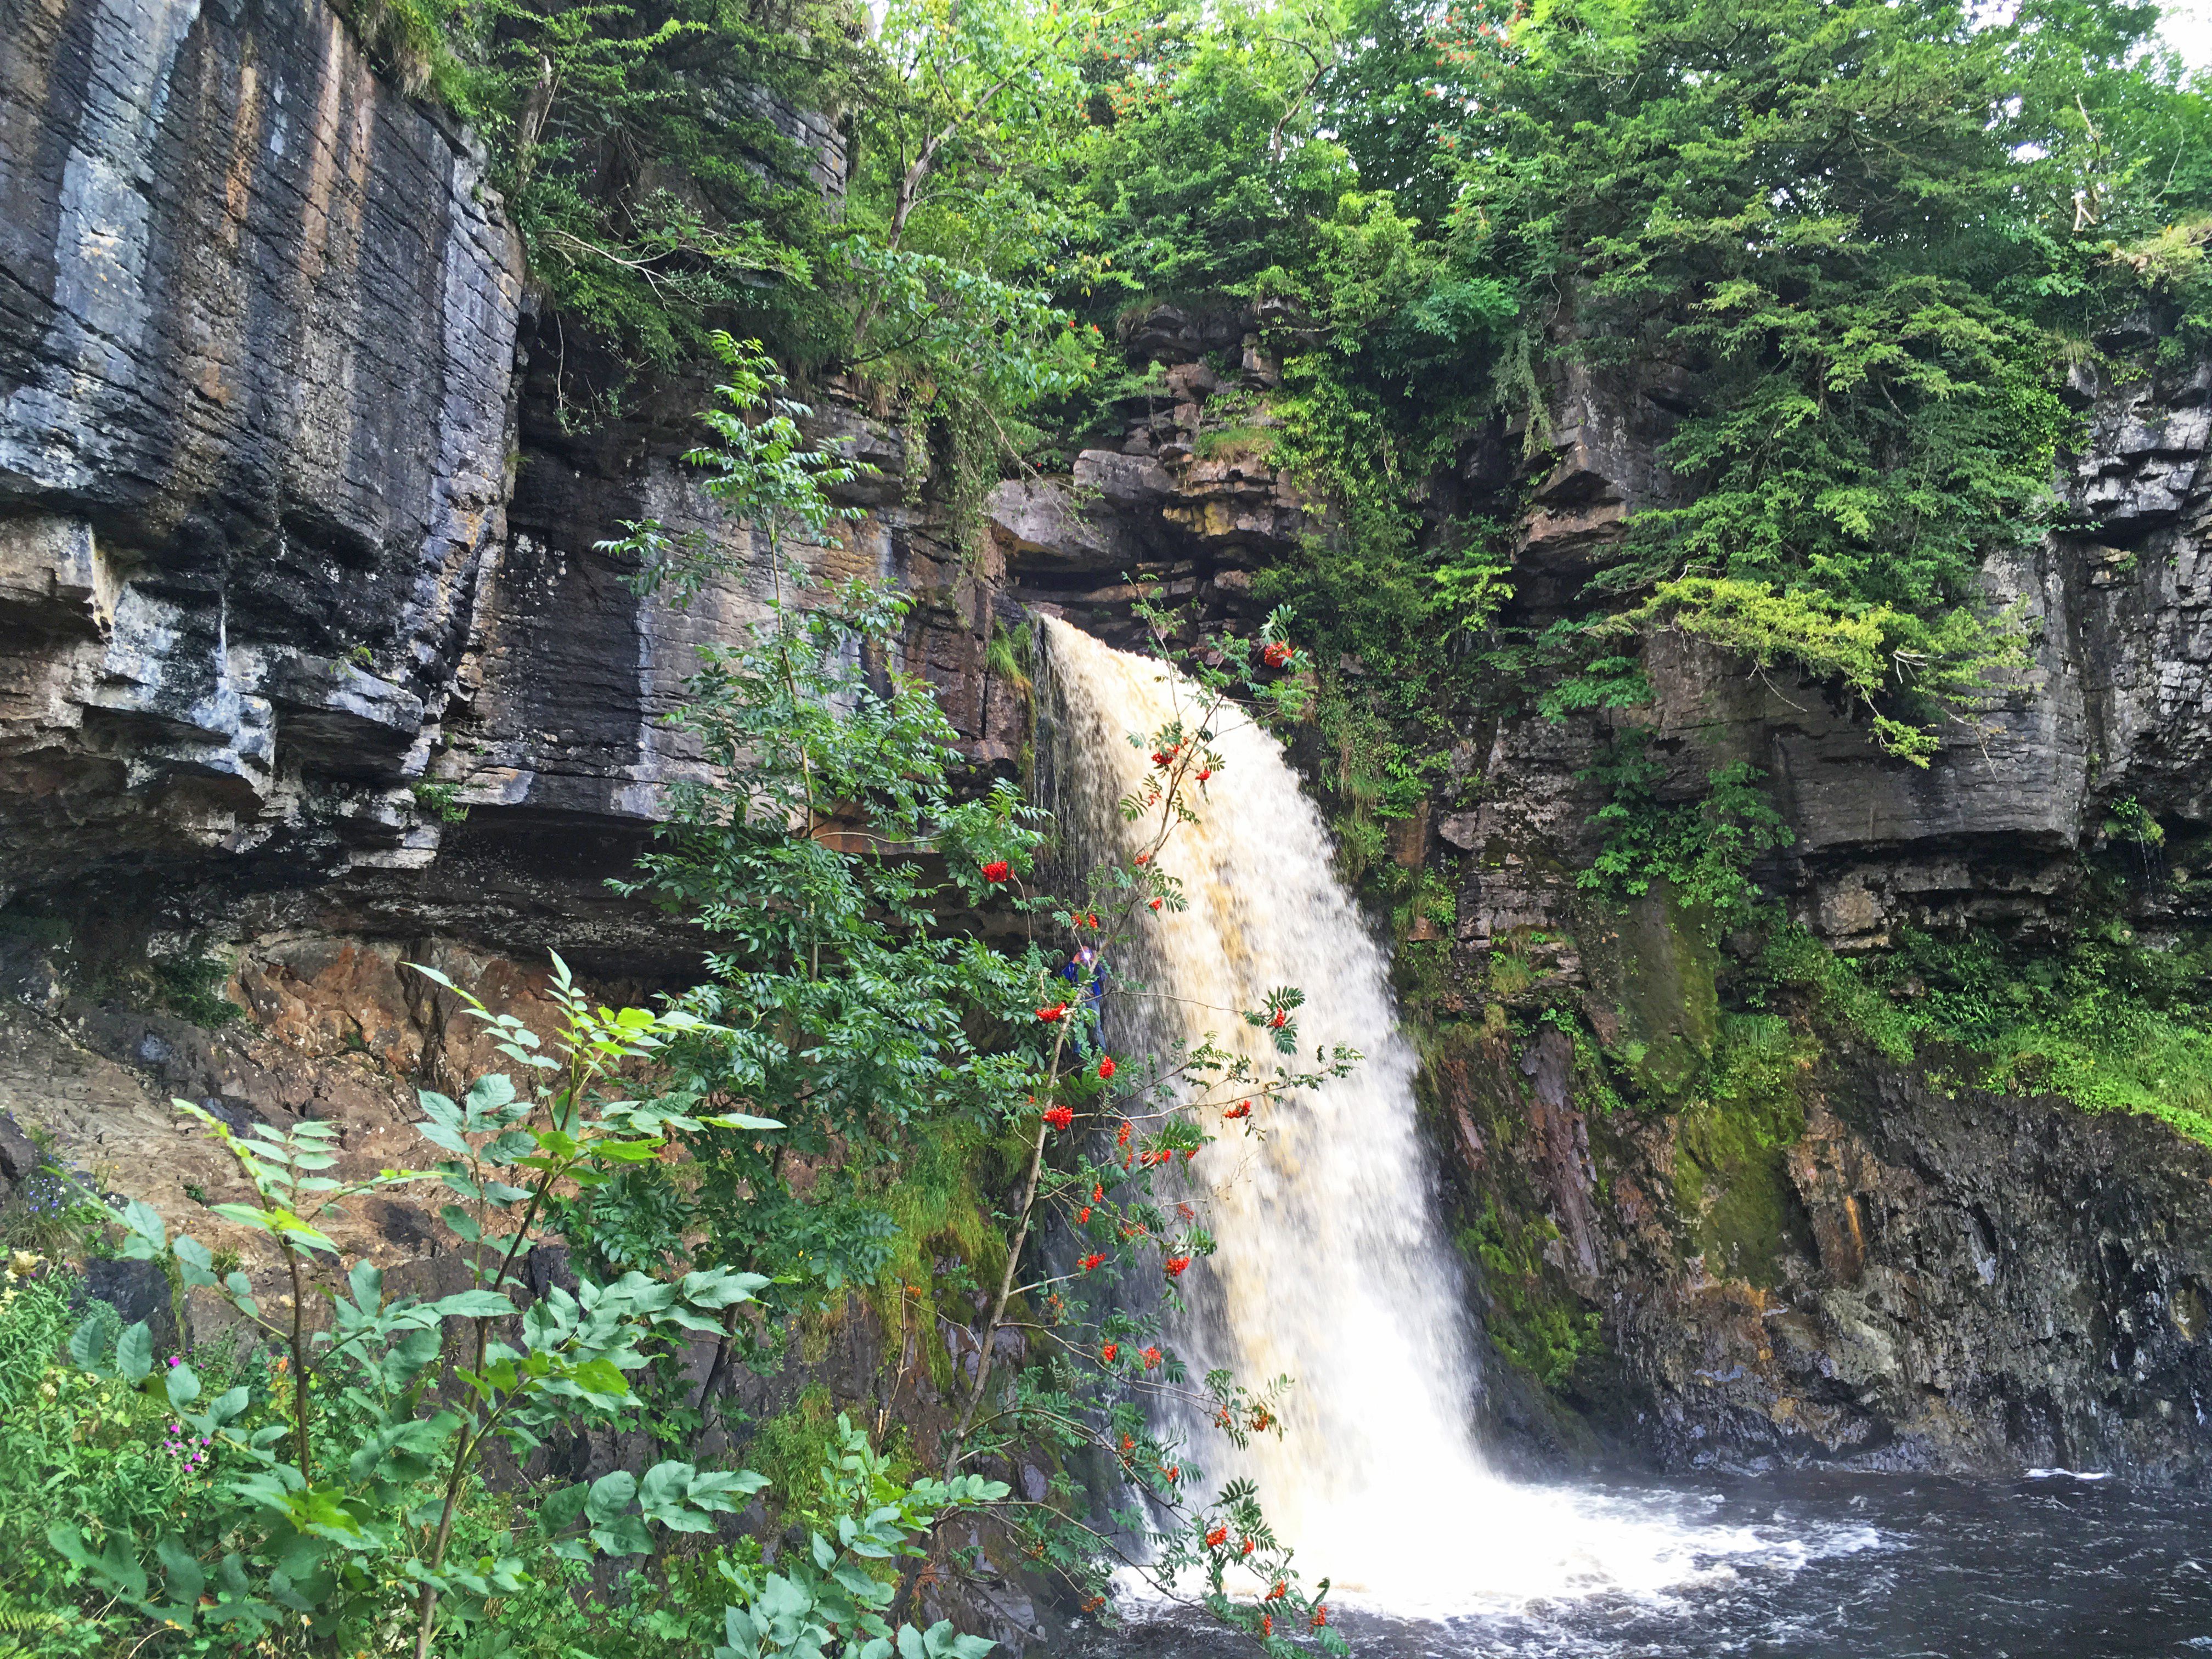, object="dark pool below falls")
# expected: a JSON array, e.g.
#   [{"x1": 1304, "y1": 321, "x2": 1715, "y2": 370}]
[{"x1": 1064, "y1": 1470, "x2": 2212, "y2": 1658}]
